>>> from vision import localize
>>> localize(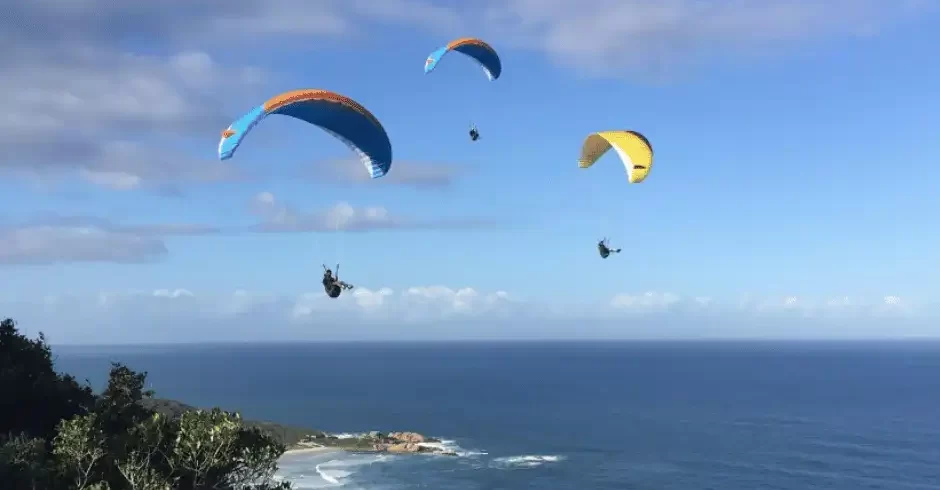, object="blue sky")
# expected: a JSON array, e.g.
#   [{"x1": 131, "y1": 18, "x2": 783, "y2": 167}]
[{"x1": 1, "y1": 1, "x2": 938, "y2": 342}]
